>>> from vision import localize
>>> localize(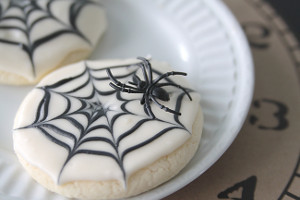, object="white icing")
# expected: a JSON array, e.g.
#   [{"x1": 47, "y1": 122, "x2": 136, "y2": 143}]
[
  {"x1": 0, "y1": 0, "x2": 106, "y2": 82},
  {"x1": 14, "y1": 128, "x2": 68, "y2": 182},
  {"x1": 13, "y1": 58, "x2": 201, "y2": 186}
]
